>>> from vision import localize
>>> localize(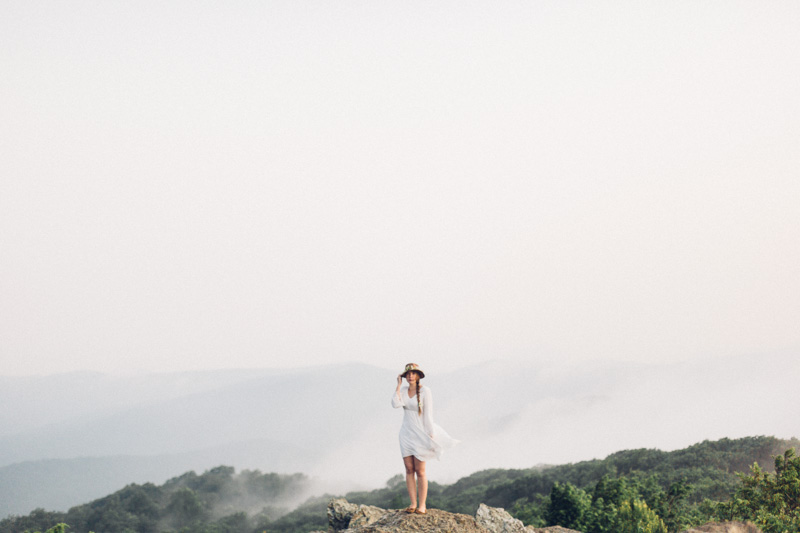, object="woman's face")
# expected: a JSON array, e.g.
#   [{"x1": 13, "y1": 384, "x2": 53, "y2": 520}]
[{"x1": 405, "y1": 371, "x2": 419, "y2": 384}]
